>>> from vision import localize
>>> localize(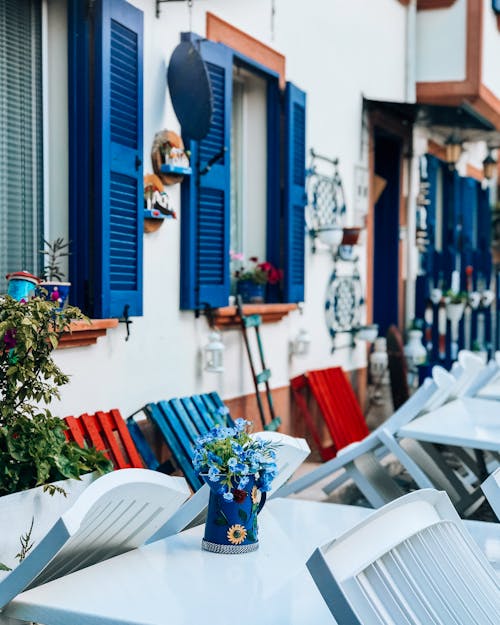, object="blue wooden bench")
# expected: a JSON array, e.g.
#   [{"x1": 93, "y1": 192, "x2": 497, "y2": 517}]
[{"x1": 127, "y1": 392, "x2": 233, "y2": 491}]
